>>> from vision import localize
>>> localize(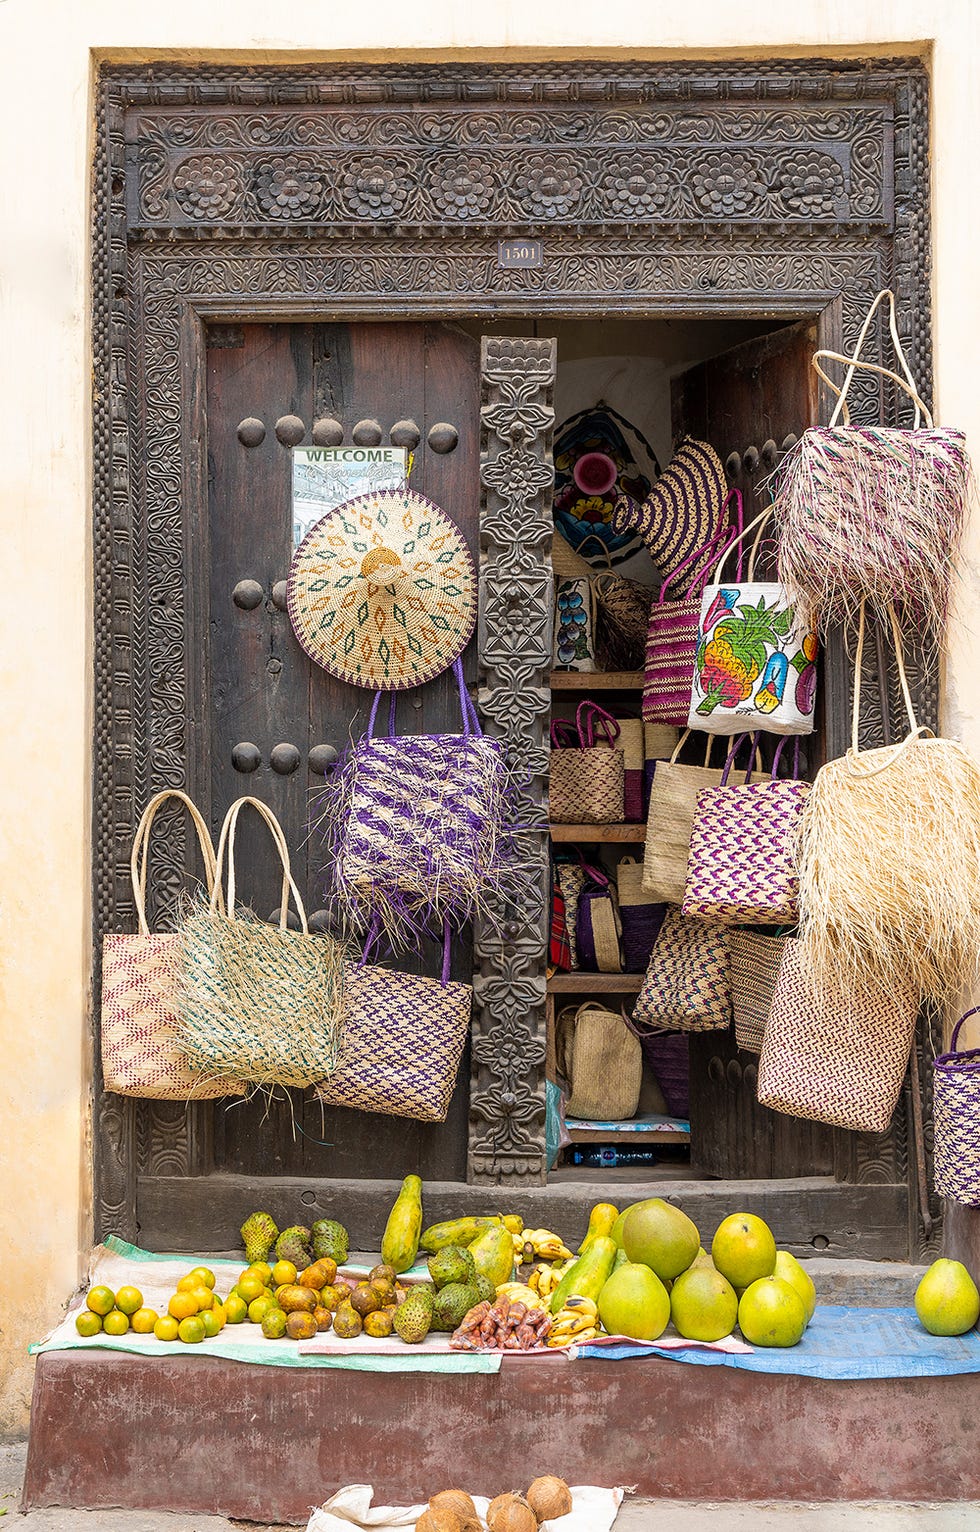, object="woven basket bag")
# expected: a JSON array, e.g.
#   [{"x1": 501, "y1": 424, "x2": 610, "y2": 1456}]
[
  {"x1": 757, "y1": 937, "x2": 917, "y2": 1133},
  {"x1": 617, "y1": 856, "x2": 667, "y2": 974},
  {"x1": 177, "y1": 797, "x2": 345, "y2": 1089},
  {"x1": 933, "y1": 1007, "x2": 980, "y2": 1206},
  {"x1": 632, "y1": 905, "x2": 731, "y2": 1032},
  {"x1": 549, "y1": 701, "x2": 625, "y2": 824},
  {"x1": 615, "y1": 716, "x2": 645, "y2": 822},
  {"x1": 643, "y1": 730, "x2": 756, "y2": 905},
  {"x1": 729, "y1": 930, "x2": 790, "y2": 1055},
  {"x1": 682, "y1": 736, "x2": 810, "y2": 925},
  {"x1": 101, "y1": 791, "x2": 244, "y2": 1100},
  {"x1": 559, "y1": 1001, "x2": 642, "y2": 1121},
  {"x1": 575, "y1": 864, "x2": 623, "y2": 974}
]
